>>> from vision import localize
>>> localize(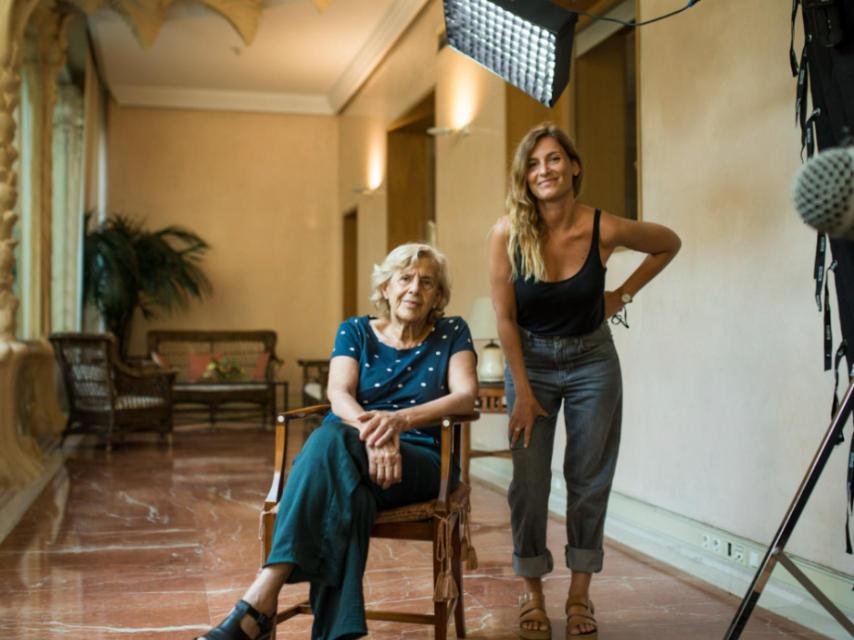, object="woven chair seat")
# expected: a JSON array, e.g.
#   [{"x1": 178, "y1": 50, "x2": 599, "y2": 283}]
[
  {"x1": 174, "y1": 382, "x2": 267, "y2": 392},
  {"x1": 76, "y1": 395, "x2": 167, "y2": 411},
  {"x1": 374, "y1": 483, "x2": 470, "y2": 524},
  {"x1": 116, "y1": 395, "x2": 168, "y2": 410},
  {"x1": 265, "y1": 481, "x2": 470, "y2": 525}
]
